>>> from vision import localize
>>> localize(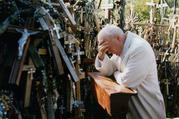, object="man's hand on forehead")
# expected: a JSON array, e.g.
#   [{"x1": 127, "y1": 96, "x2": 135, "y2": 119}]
[{"x1": 97, "y1": 38, "x2": 109, "y2": 60}]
